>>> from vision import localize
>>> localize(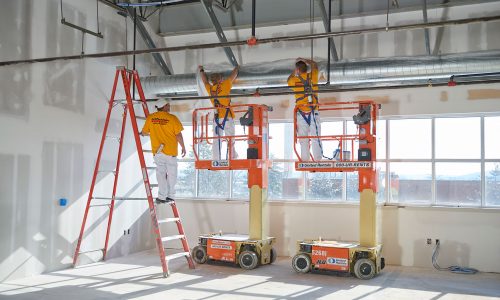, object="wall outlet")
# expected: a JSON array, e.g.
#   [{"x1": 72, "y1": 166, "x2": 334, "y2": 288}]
[{"x1": 426, "y1": 238, "x2": 432, "y2": 245}]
